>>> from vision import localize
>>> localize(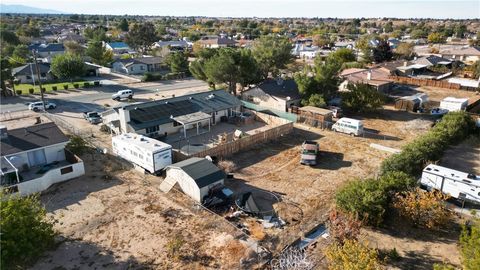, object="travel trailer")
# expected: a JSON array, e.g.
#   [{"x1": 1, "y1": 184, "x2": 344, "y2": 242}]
[
  {"x1": 112, "y1": 133, "x2": 172, "y2": 174},
  {"x1": 332, "y1": 117, "x2": 364, "y2": 136},
  {"x1": 420, "y1": 164, "x2": 480, "y2": 204}
]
